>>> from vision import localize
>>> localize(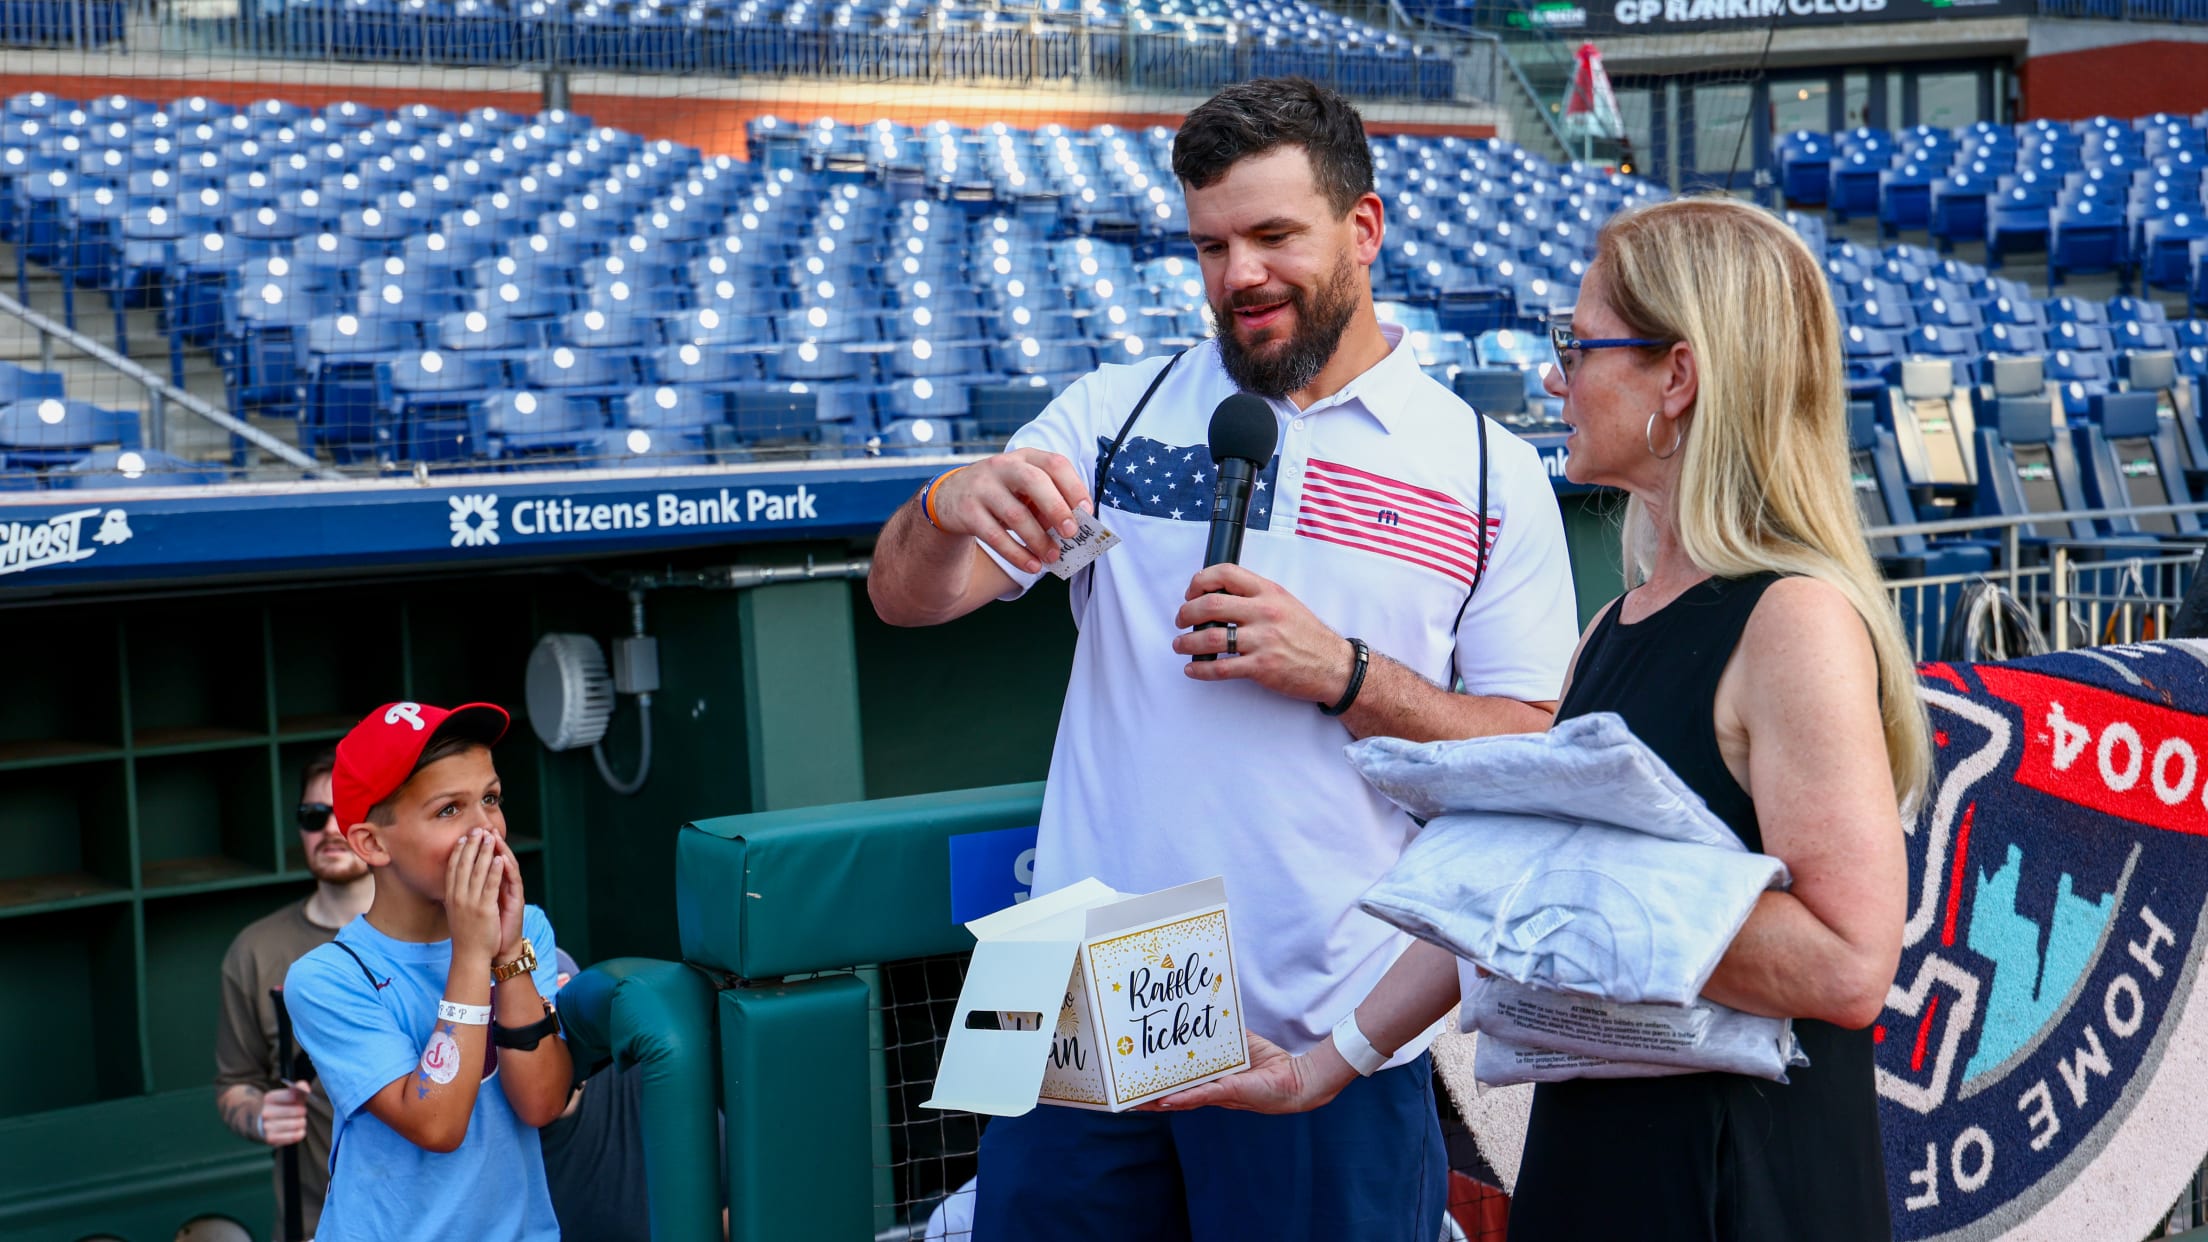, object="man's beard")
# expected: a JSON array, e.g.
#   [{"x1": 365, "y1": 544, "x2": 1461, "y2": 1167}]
[
  {"x1": 306, "y1": 842, "x2": 368, "y2": 883},
  {"x1": 1212, "y1": 251, "x2": 1362, "y2": 399}
]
